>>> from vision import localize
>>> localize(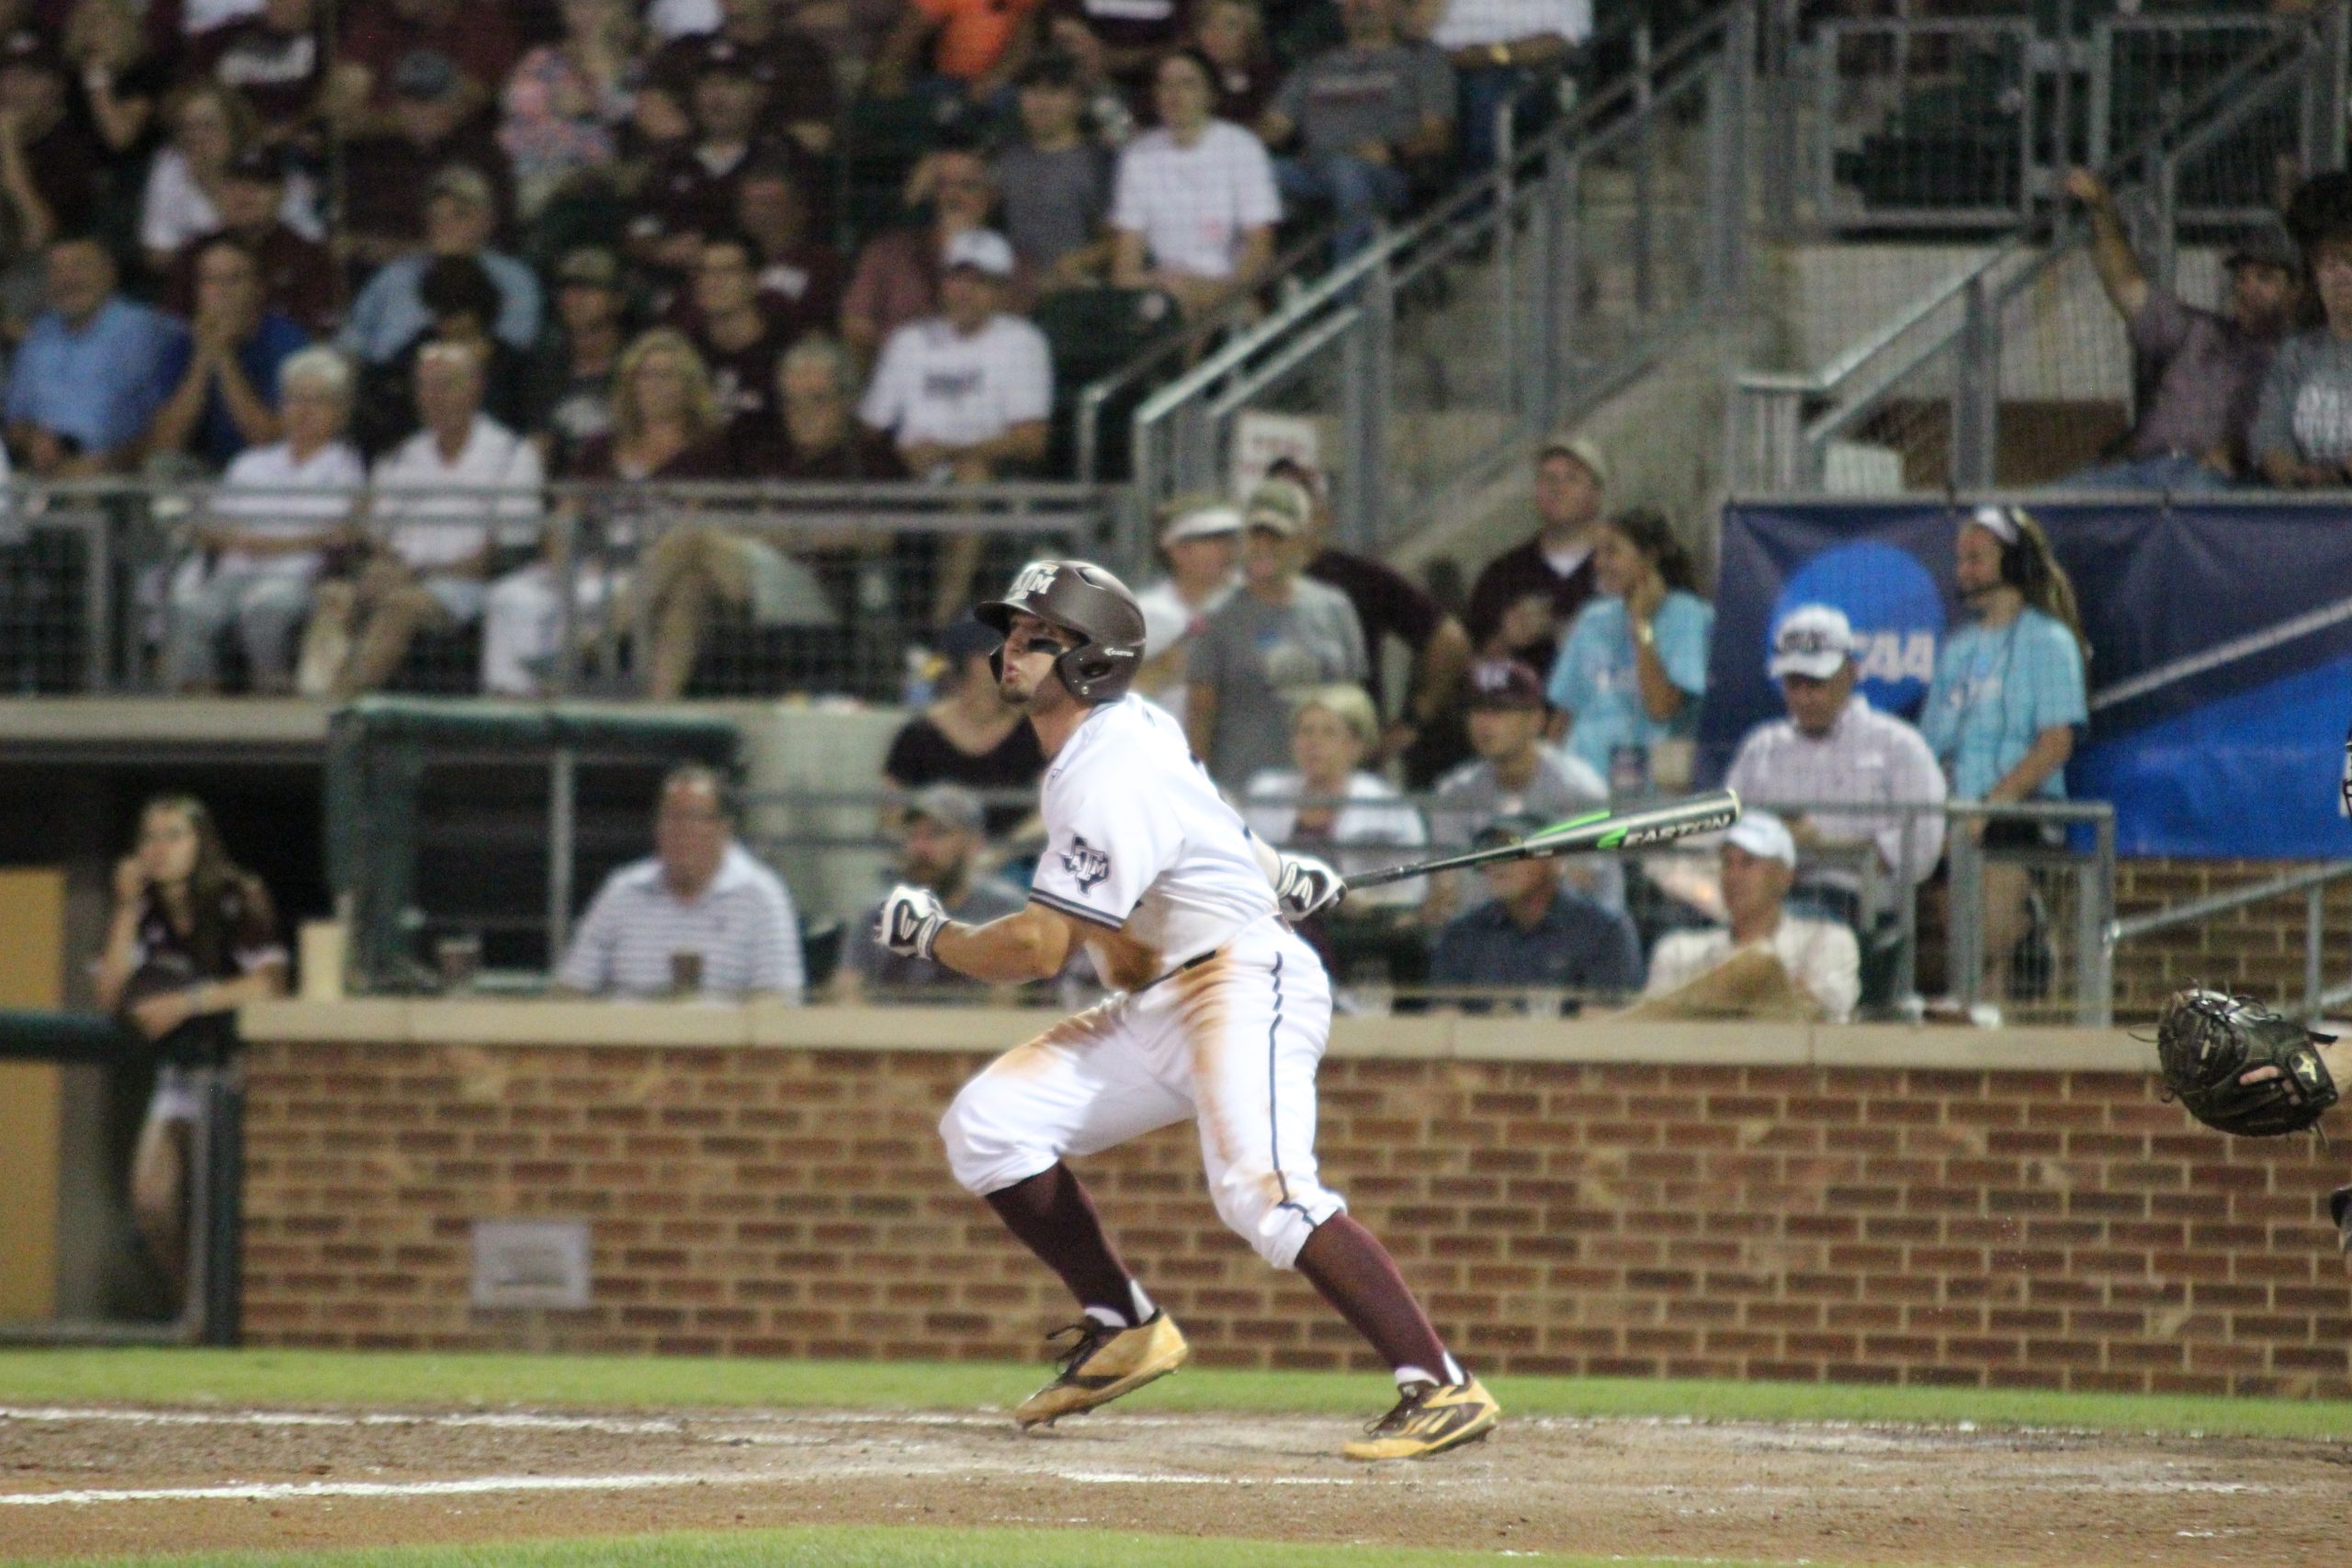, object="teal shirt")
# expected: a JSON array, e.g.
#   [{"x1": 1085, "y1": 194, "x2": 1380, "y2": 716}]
[
  {"x1": 1919, "y1": 607, "x2": 2086, "y2": 800},
  {"x1": 1546, "y1": 591, "x2": 1713, "y2": 780}
]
